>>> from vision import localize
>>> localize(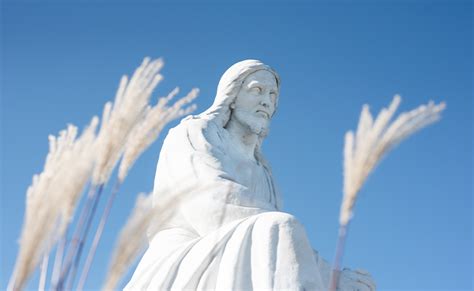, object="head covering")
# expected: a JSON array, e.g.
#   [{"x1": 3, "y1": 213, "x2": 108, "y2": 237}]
[
  {"x1": 198, "y1": 59, "x2": 281, "y2": 129},
  {"x1": 190, "y1": 59, "x2": 280, "y2": 174}
]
